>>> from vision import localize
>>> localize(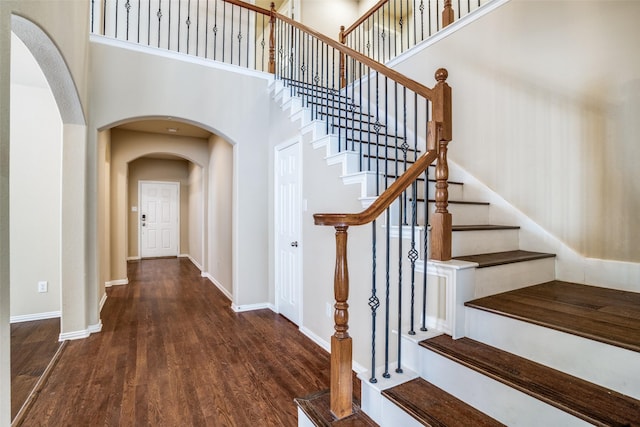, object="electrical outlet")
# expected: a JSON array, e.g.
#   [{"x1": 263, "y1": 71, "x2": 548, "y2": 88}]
[
  {"x1": 326, "y1": 302, "x2": 332, "y2": 318},
  {"x1": 38, "y1": 281, "x2": 48, "y2": 293}
]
